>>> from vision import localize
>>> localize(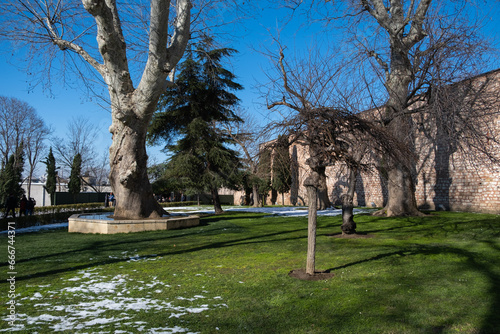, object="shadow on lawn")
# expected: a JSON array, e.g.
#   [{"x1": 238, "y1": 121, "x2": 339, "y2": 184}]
[
  {"x1": 325, "y1": 242, "x2": 500, "y2": 333},
  {"x1": 0, "y1": 221, "x2": 307, "y2": 284},
  {"x1": 2, "y1": 212, "x2": 499, "y2": 332}
]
